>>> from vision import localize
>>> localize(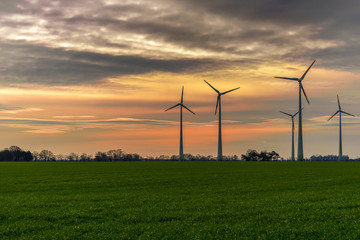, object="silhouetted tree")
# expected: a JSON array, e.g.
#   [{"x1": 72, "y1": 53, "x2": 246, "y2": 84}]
[
  {"x1": 259, "y1": 151, "x2": 280, "y2": 161},
  {"x1": 158, "y1": 155, "x2": 170, "y2": 160},
  {"x1": 39, "y1": 150, "x2": 55, "y2": 161},
  {"x1": 80, "y1": 153, "x2": 92, "y2": 161},
  {"x1": 24, "y1": 151, "x2": 33, "y2": 161},
  {"x1": 56, "y1": 154, "x2": 65, "y2": 161},
  {"x1": 0, "y1": 146, "x2": 32, "y2": 161},
  {"x1": 107, "y1": 149, "x2": 123, "y2": 161},
  {"x1": 33, "y1": 151, "x2": 40, "y2": 161},
  {"x1": 184, "y1": 153, "x2": 194, "y2": 161},
  {"x1": 241, "y1": 149, "x2": 280, "y2": 161},
  {"x1": 95, "y1": 152, "x2": 108, "y2": 161},
  {"x1": 9, "y1": 146, "x2": 22, "y2": 161},
  {"x1": 224, "y1": 155, "x2": 239, "y2": 161},
  {"x1": 67, "y1": 152, "x2": 79, "y2": 161},
  {"x1": 241, "y1": 149, "x2": 260, "y2": 161}
]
